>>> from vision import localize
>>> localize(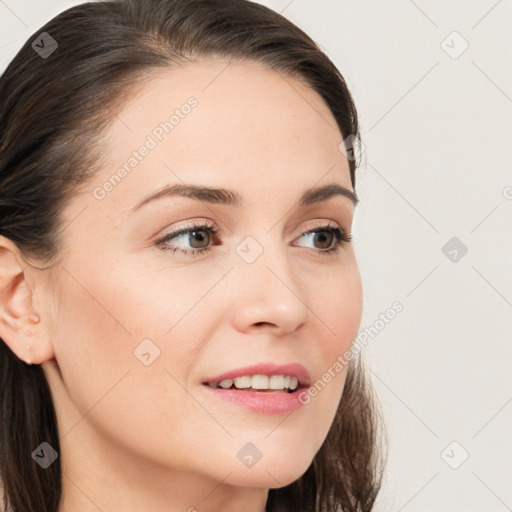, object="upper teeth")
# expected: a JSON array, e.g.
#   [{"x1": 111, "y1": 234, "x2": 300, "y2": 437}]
[{"x1": 210, "y1": 374, "x2": 299, "y2": 391}]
